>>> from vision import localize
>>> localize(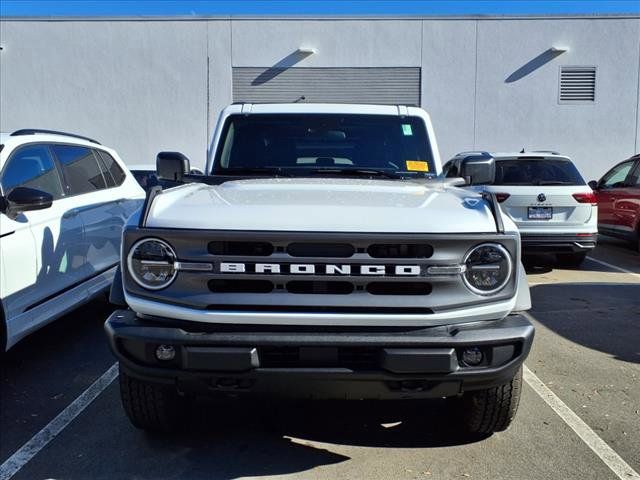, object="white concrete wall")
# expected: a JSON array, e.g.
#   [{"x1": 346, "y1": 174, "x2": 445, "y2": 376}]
[
  {"x1": 0, "y1": 20, "x2": 209, "y2": 167},
  {"x1": 474, "y1": 18, "x2": 640, "y2": 181},
  {"x1": 1, "y1": 17, "x2": 639, "y2": 178}
]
